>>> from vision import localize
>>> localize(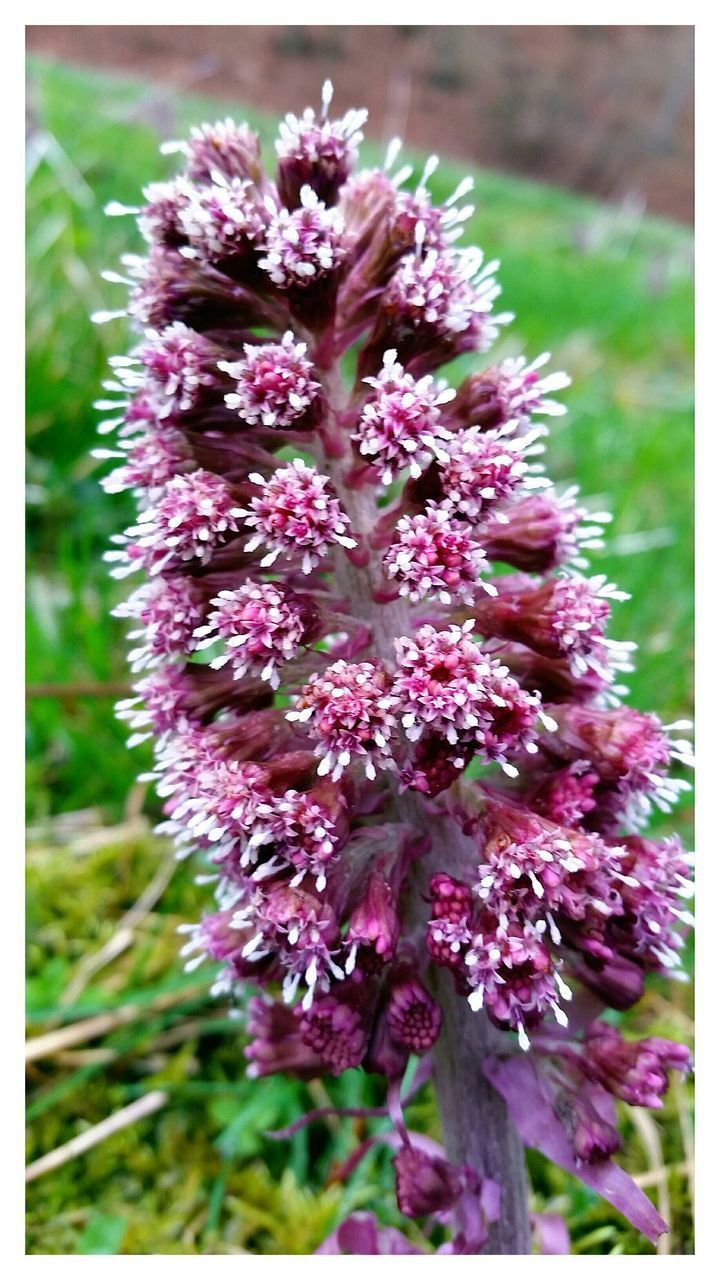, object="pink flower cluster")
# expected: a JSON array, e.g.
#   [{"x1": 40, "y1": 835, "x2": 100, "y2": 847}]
[{"x1": 98, "y1": 84, "x2": 693, "y2": 1249}]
